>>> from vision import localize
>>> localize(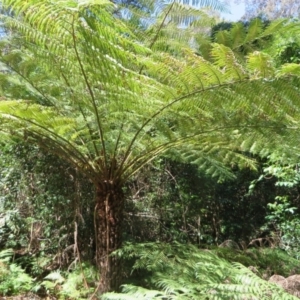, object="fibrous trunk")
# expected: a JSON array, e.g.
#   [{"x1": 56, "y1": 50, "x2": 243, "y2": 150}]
[{"x1": 95, "y1": 181, "x2": 124, "y2": 294}]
